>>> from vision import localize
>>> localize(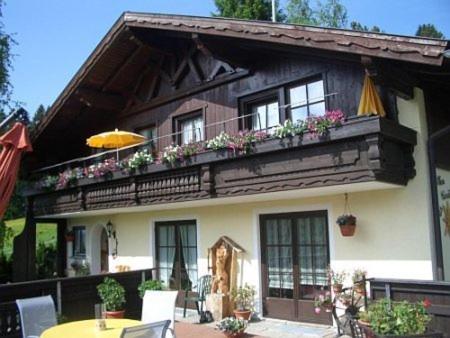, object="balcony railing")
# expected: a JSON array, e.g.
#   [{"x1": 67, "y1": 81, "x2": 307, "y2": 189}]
[{"x1": 26, "y1": 116, "x2": 417, "y2": 217}]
